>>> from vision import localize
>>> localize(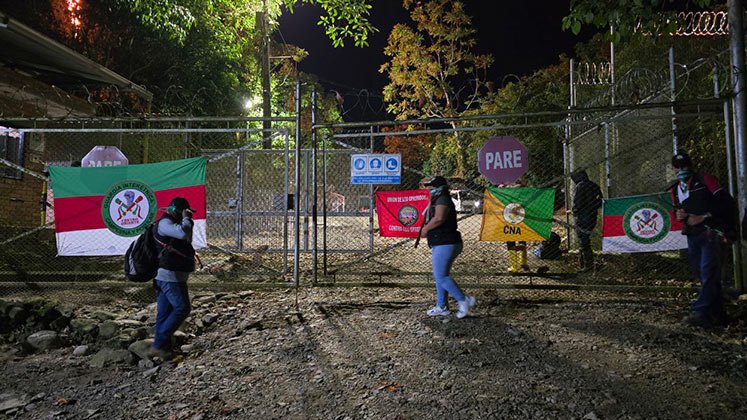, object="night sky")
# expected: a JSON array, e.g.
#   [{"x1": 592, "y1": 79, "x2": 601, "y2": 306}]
[{"x1": 277, "y1": 1, "x2": 594, "y2": 120}]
